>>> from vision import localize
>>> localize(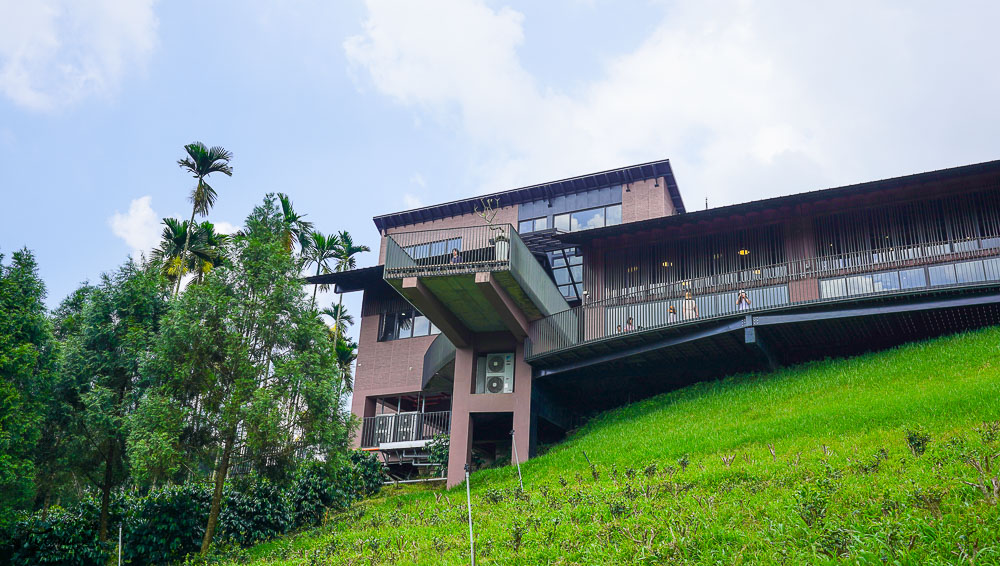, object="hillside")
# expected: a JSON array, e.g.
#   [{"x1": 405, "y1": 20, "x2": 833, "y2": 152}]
[{"x1": 220, "y1": 327, "x2": 1000, "y2": 565}]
